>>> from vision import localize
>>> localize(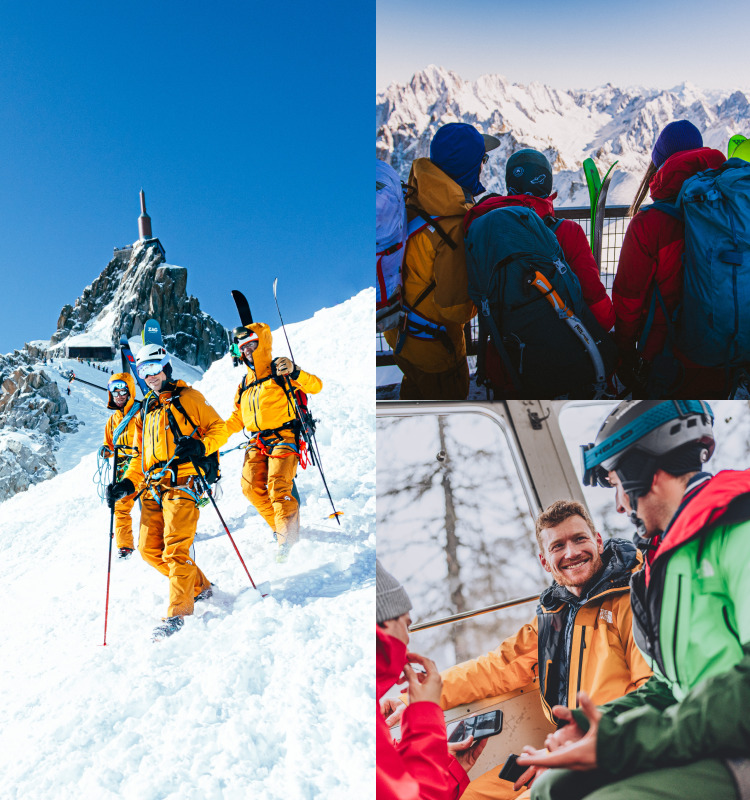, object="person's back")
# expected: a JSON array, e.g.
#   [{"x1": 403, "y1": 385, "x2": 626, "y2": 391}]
[
  {"x1": 464, "y1": 149, "x2": 615, "y2": 398},
  {"x1": 613, "y1": 120, "x2": 728, "y2": 397},
  {"x1": 383, "y1": 122, "x2": 498, "y2": 400}
]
